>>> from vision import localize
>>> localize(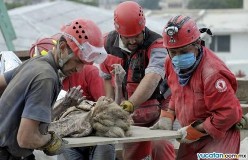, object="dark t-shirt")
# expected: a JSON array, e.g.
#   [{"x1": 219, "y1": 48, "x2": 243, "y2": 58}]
[
  {"x1": 3, "y1": 68, "x2": 16, "y2": 84},
  {"x1": 0, "y1": 52, "x2": 61, "y2": 157}
]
